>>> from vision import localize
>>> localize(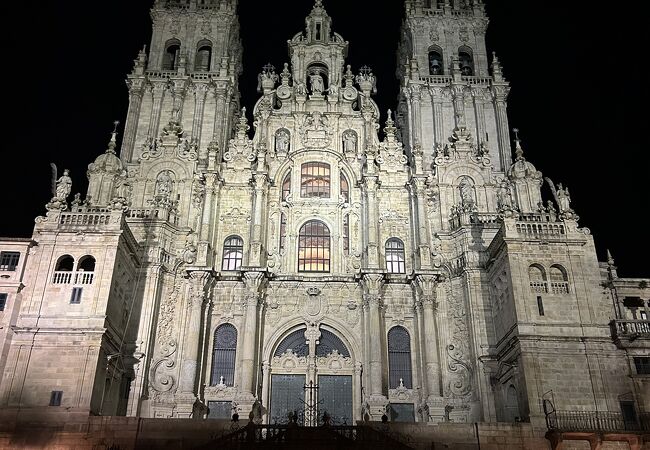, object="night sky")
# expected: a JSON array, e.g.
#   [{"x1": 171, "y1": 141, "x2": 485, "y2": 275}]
[{"x1": 5, "y1": 1, "x2": 648, "y2": 277}]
